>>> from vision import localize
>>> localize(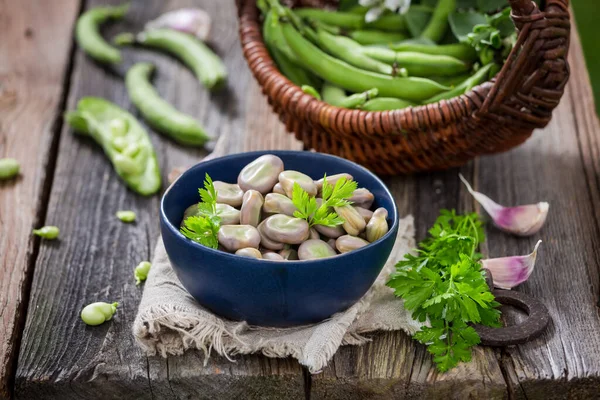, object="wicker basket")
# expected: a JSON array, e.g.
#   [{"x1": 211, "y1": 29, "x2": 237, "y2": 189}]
[{"x1": 237, "y1": 0, "x2": 570, "y2": 175}]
